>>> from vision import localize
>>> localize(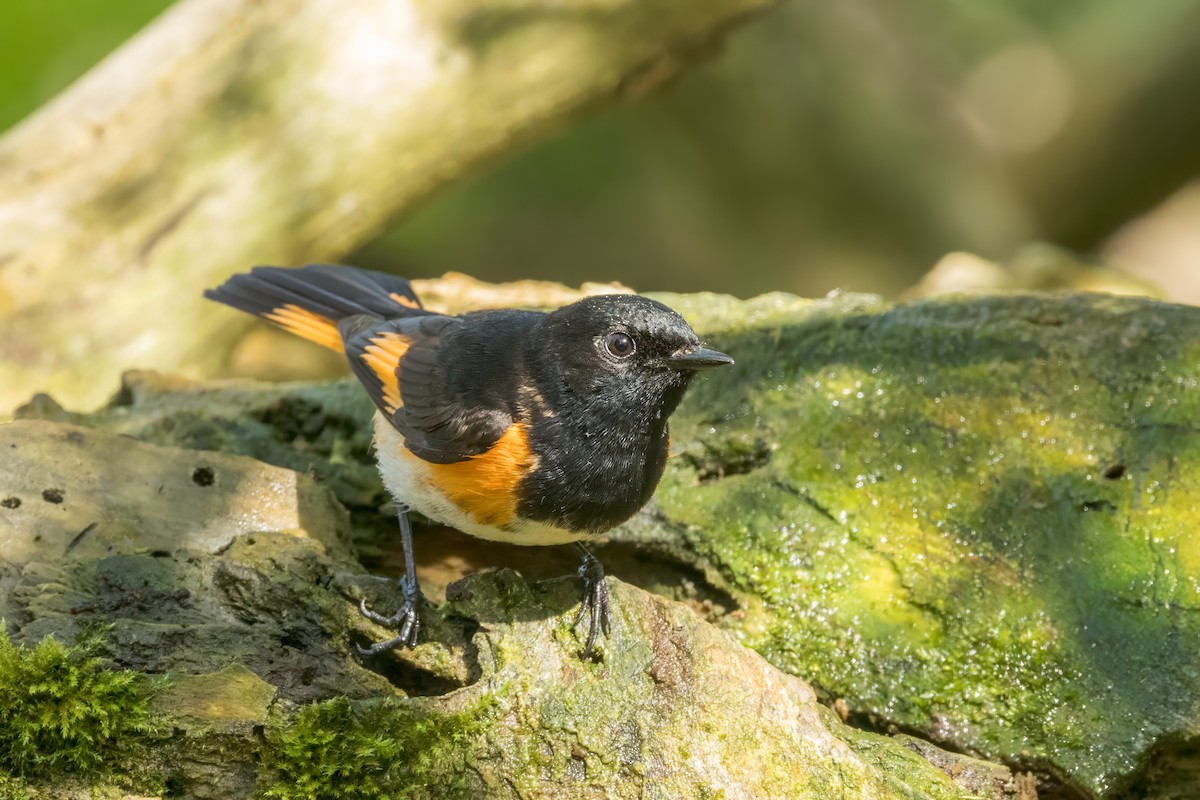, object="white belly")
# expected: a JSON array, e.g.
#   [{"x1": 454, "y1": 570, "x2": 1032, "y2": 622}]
[{"x1": 372, "y1": 413, "x2": 591, "y2": 546}]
